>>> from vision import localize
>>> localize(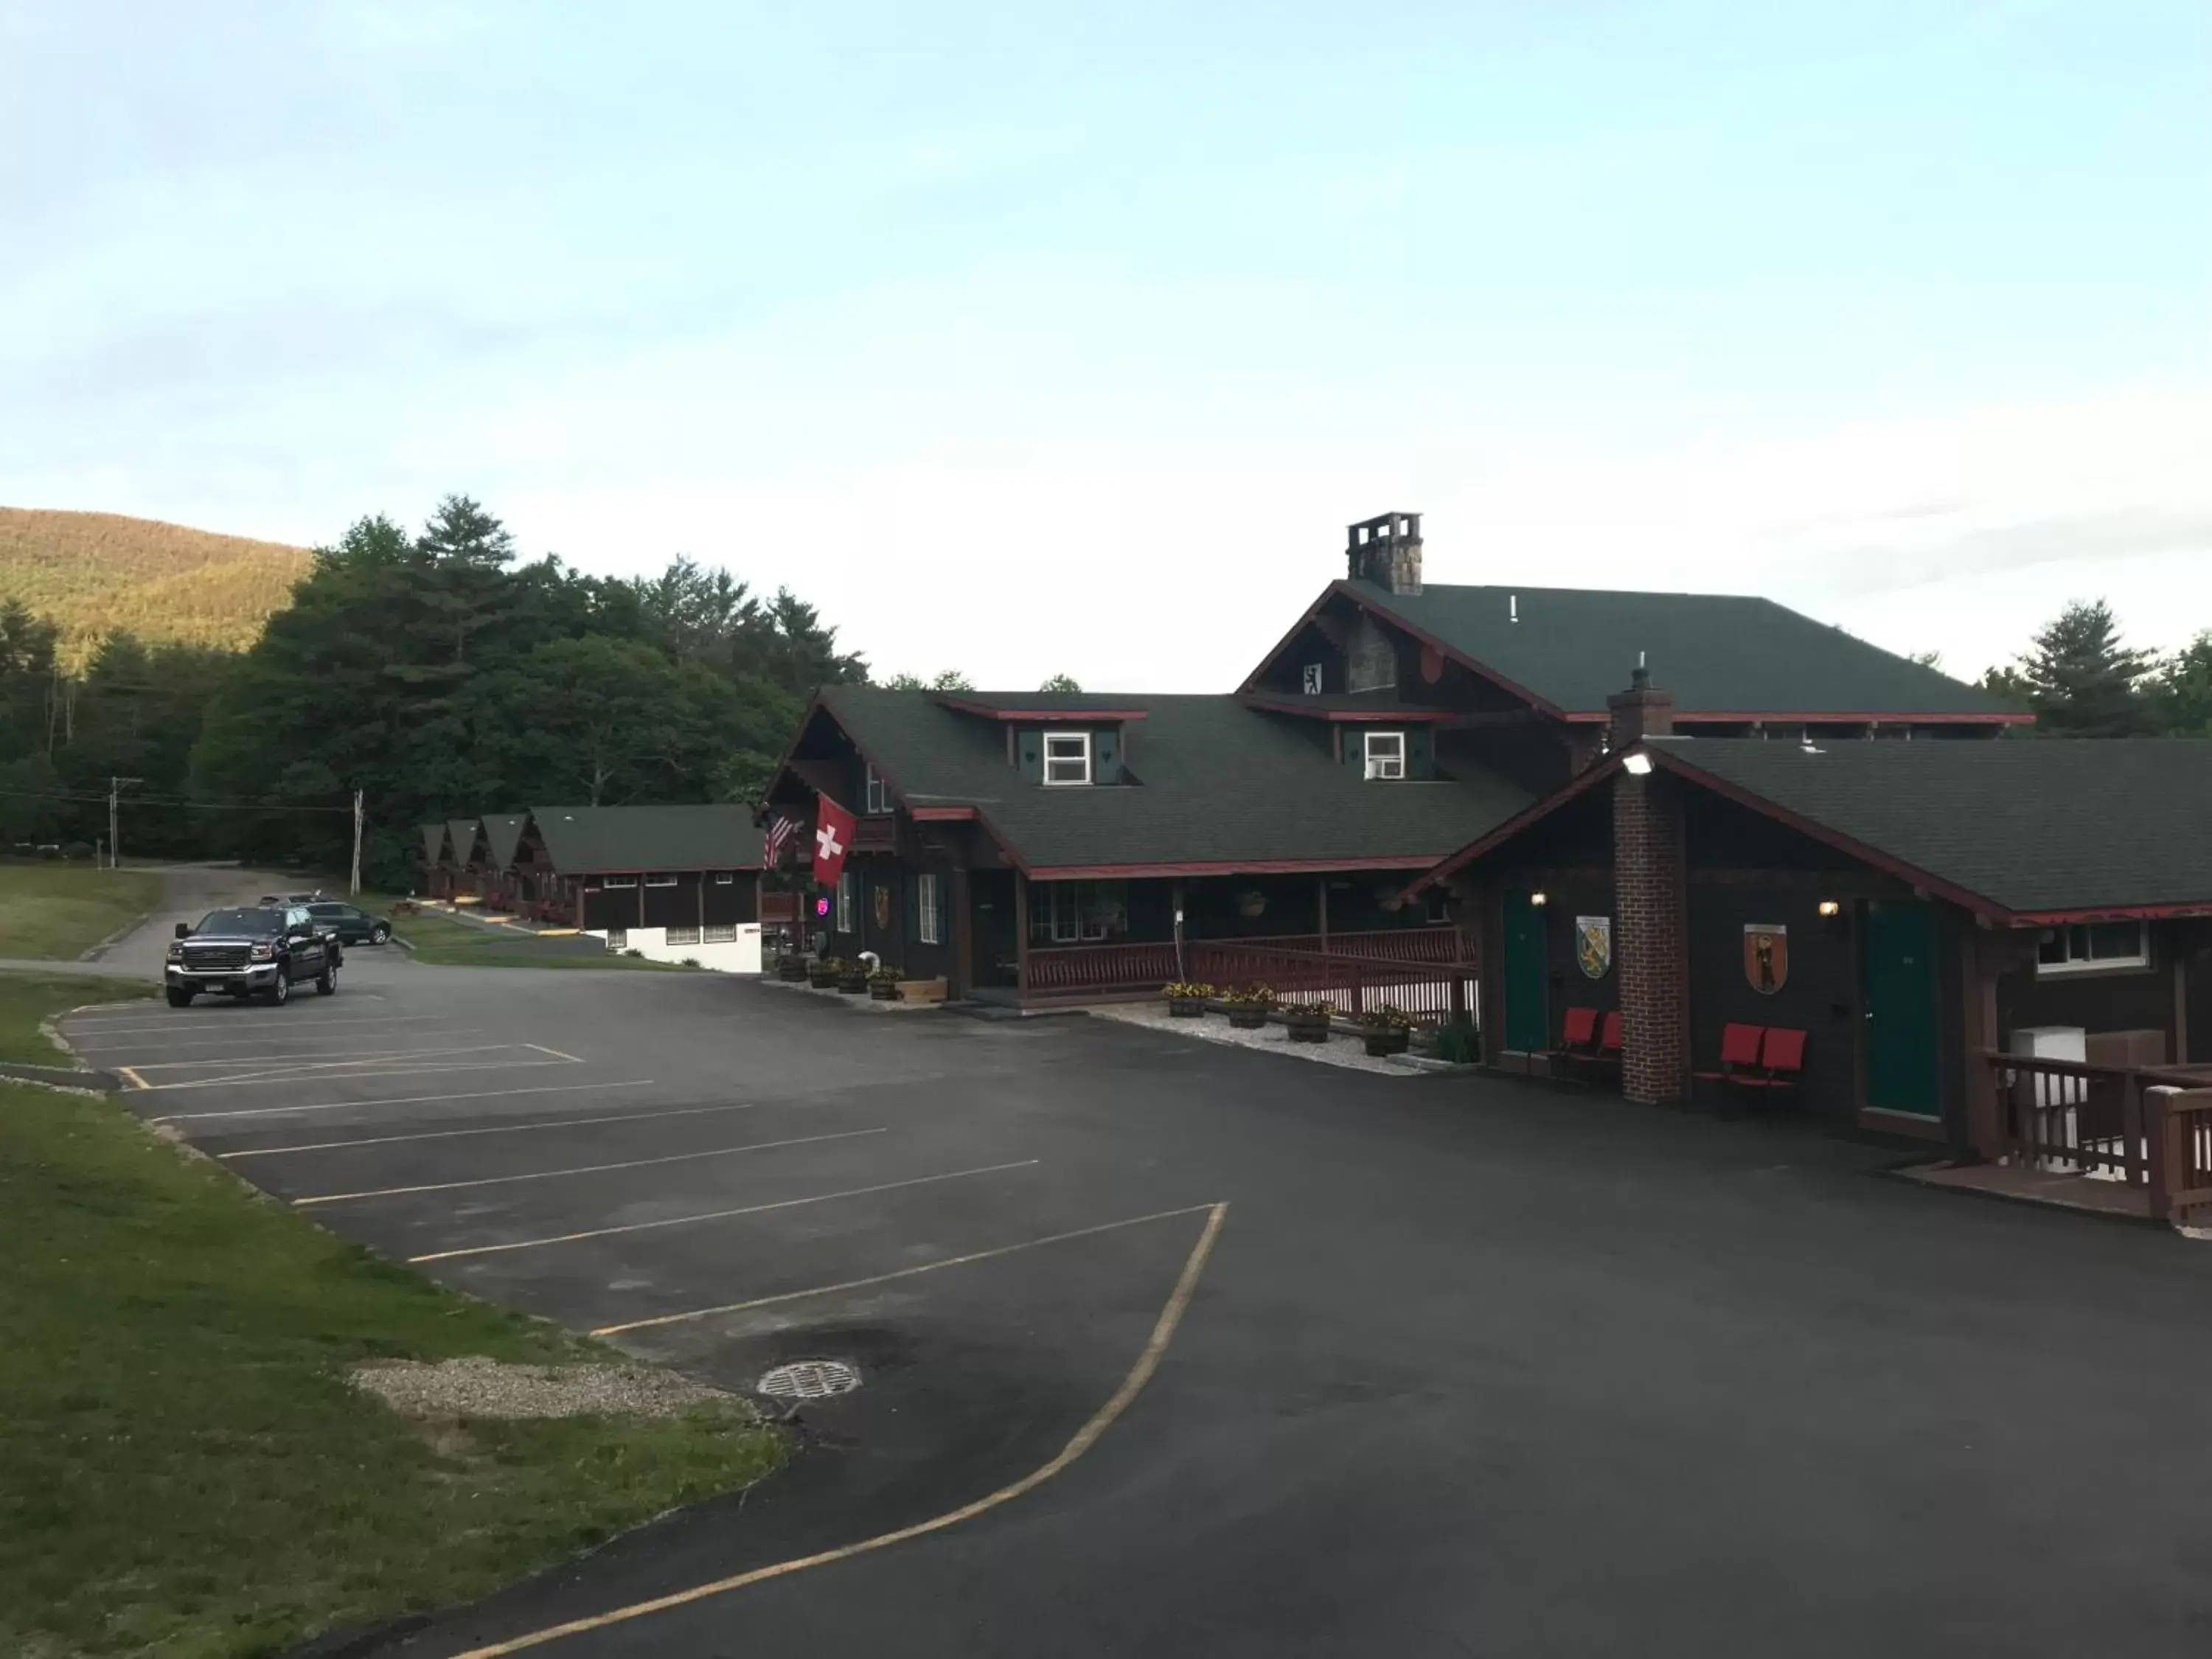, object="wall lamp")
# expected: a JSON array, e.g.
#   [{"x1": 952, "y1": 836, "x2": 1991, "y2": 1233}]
[
  {"x1": 1817, "y1": 900, "x2": 1842, "y2": 918},
  {"x1": 1529, "y1": 891, "x2": 1548, "y2": 907},
  {"x1": 1621, "y1": 751, "x2": 1653, "y2": 776}
]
